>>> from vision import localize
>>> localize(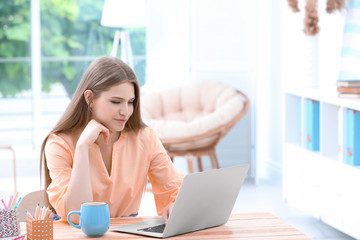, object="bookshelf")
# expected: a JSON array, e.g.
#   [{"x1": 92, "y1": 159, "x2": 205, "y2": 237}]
[{"x1": 283, "y1": 86, "x2": 360, "y2": 239}]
